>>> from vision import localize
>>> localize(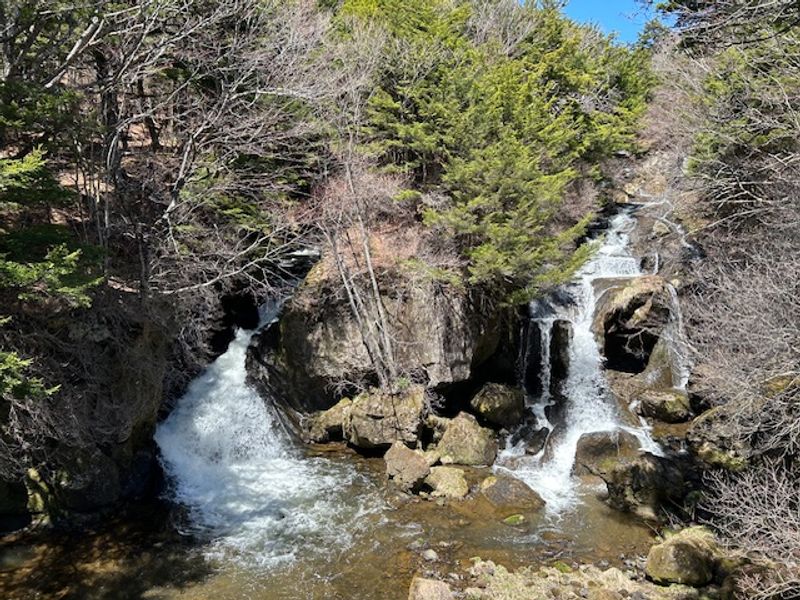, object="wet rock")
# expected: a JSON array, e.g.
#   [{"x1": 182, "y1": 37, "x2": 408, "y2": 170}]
[
  {"x1": 469, "y1": 383, "x2": 524, "y2": 429},
  {"x1": 638, "y1": 389, "x2": 692, "y2": 423},
  {"x1": 437, "y1": 413, "x2": 498, "y2": 466},
  {"x1": 593, "y1": 276, "x2": 674, "y2": 373},
  {"x1": 408, "y1": 577, "x2": 454, "y2": 600},
  {"x1": 646, "y1": 527, "x2": 722, "y2": 587},
  {"x1": 550, "y1": 319, "x2": 573, "y2": 395},
  {"x1": 573, "y1": 430, "x2": 641, "y2": 476},
  {"x1": 385, "y1": 442, "x2": 430, "y2": 491},
  {"x1": 637, "y1": 338, "x2": 681, "y2": 390},
  {"x1": 344, "y1": 385, "x2": 426, "y2": 449},
  {"x1": 522, "y1": 320, "x2": 546, "y2": 397},
  {"x1": 306, "y1": 398, "x2": 352, "y2": 442},
  {"x1": 479, "y1": 474, "x2": 545, "y2": 513},
  {"x1": 425, "y1": 466, "x2": 469, "y2": 499},
  {"x1": 600, "y1": 454, "x2": 684, "y2": 521}
]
